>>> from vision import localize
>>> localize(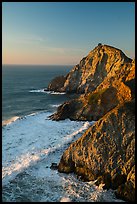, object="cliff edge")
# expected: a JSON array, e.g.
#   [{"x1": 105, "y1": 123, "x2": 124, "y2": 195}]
[
  {"x1": 58, "y1": 99, "x2": 135, "y2": 201},
  {"x1": 49, "y1": 44, "x2": 135, "y2": 121},
  {"x1": 47, "y1": 44, "x2": 135, "y2": 201}
]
